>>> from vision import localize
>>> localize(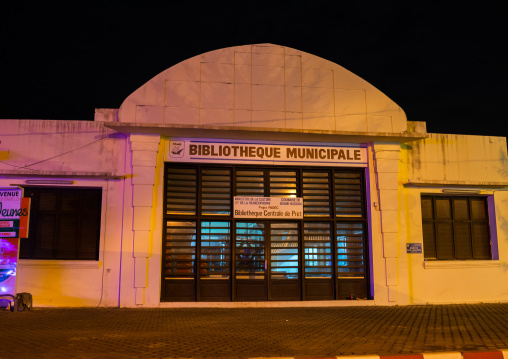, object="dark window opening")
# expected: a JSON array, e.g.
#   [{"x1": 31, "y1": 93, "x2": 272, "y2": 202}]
[
  {"x1": 421, "y1": 195, "x2": 491, "y2": 260},
  {"x1": 20, "y1": 187, "x2": 102, "y2": 260}
]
